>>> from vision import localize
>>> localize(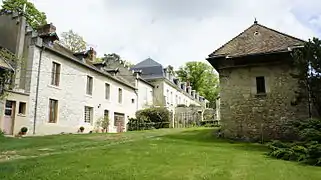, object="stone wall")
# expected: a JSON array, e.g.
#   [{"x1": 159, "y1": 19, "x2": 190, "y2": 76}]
[
  {"x1": 218, "y1": 63, "x2": 309, "y2": 140},
  {"x1": 26, "y1": 46, "x2": 137, "y2": 135}
]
